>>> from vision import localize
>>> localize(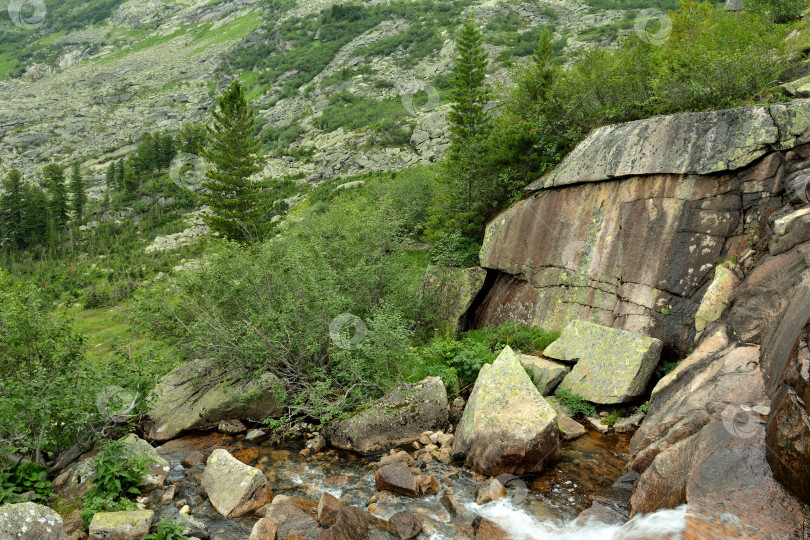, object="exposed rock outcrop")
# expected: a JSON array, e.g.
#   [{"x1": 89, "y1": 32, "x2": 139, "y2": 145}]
[
  {"x1": 146, "y1": 357, "x2": 285, "y2": 442},
  {"x1": 473, "y1": 102, "x2": 810, "y2": 355},
  {"x1": 519, "y1": 354, "x2": 569, "y2": 395},
  {"x1": 324, "y1": 377, "x2": 448, "y2": 454},
  {"x1": 452, "y1": 346, "x2": 559, "y2": 475}
]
